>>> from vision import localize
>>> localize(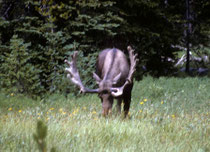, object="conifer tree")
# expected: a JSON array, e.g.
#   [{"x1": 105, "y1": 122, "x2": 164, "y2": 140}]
[{"x1": 1, "y1": 35, "x2": 43, "y2": 96}]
